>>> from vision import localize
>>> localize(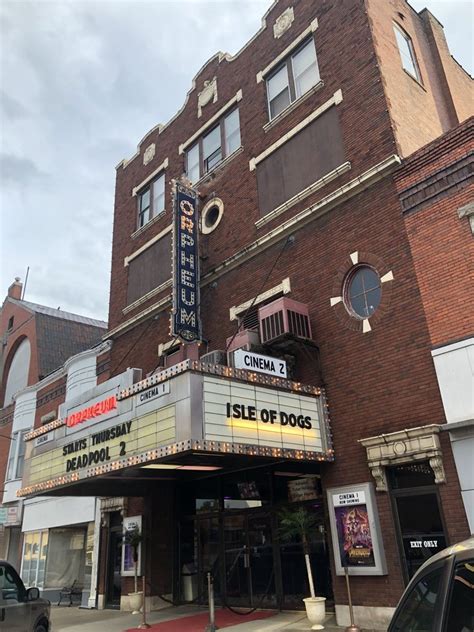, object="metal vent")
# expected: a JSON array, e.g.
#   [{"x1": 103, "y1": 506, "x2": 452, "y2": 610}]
[
  {"x1": 241, "y1": 308, "x2": 260, "y2": 331},
  {"x1": 259, "y1": 297, "x2": 312, "y2": 344}
]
